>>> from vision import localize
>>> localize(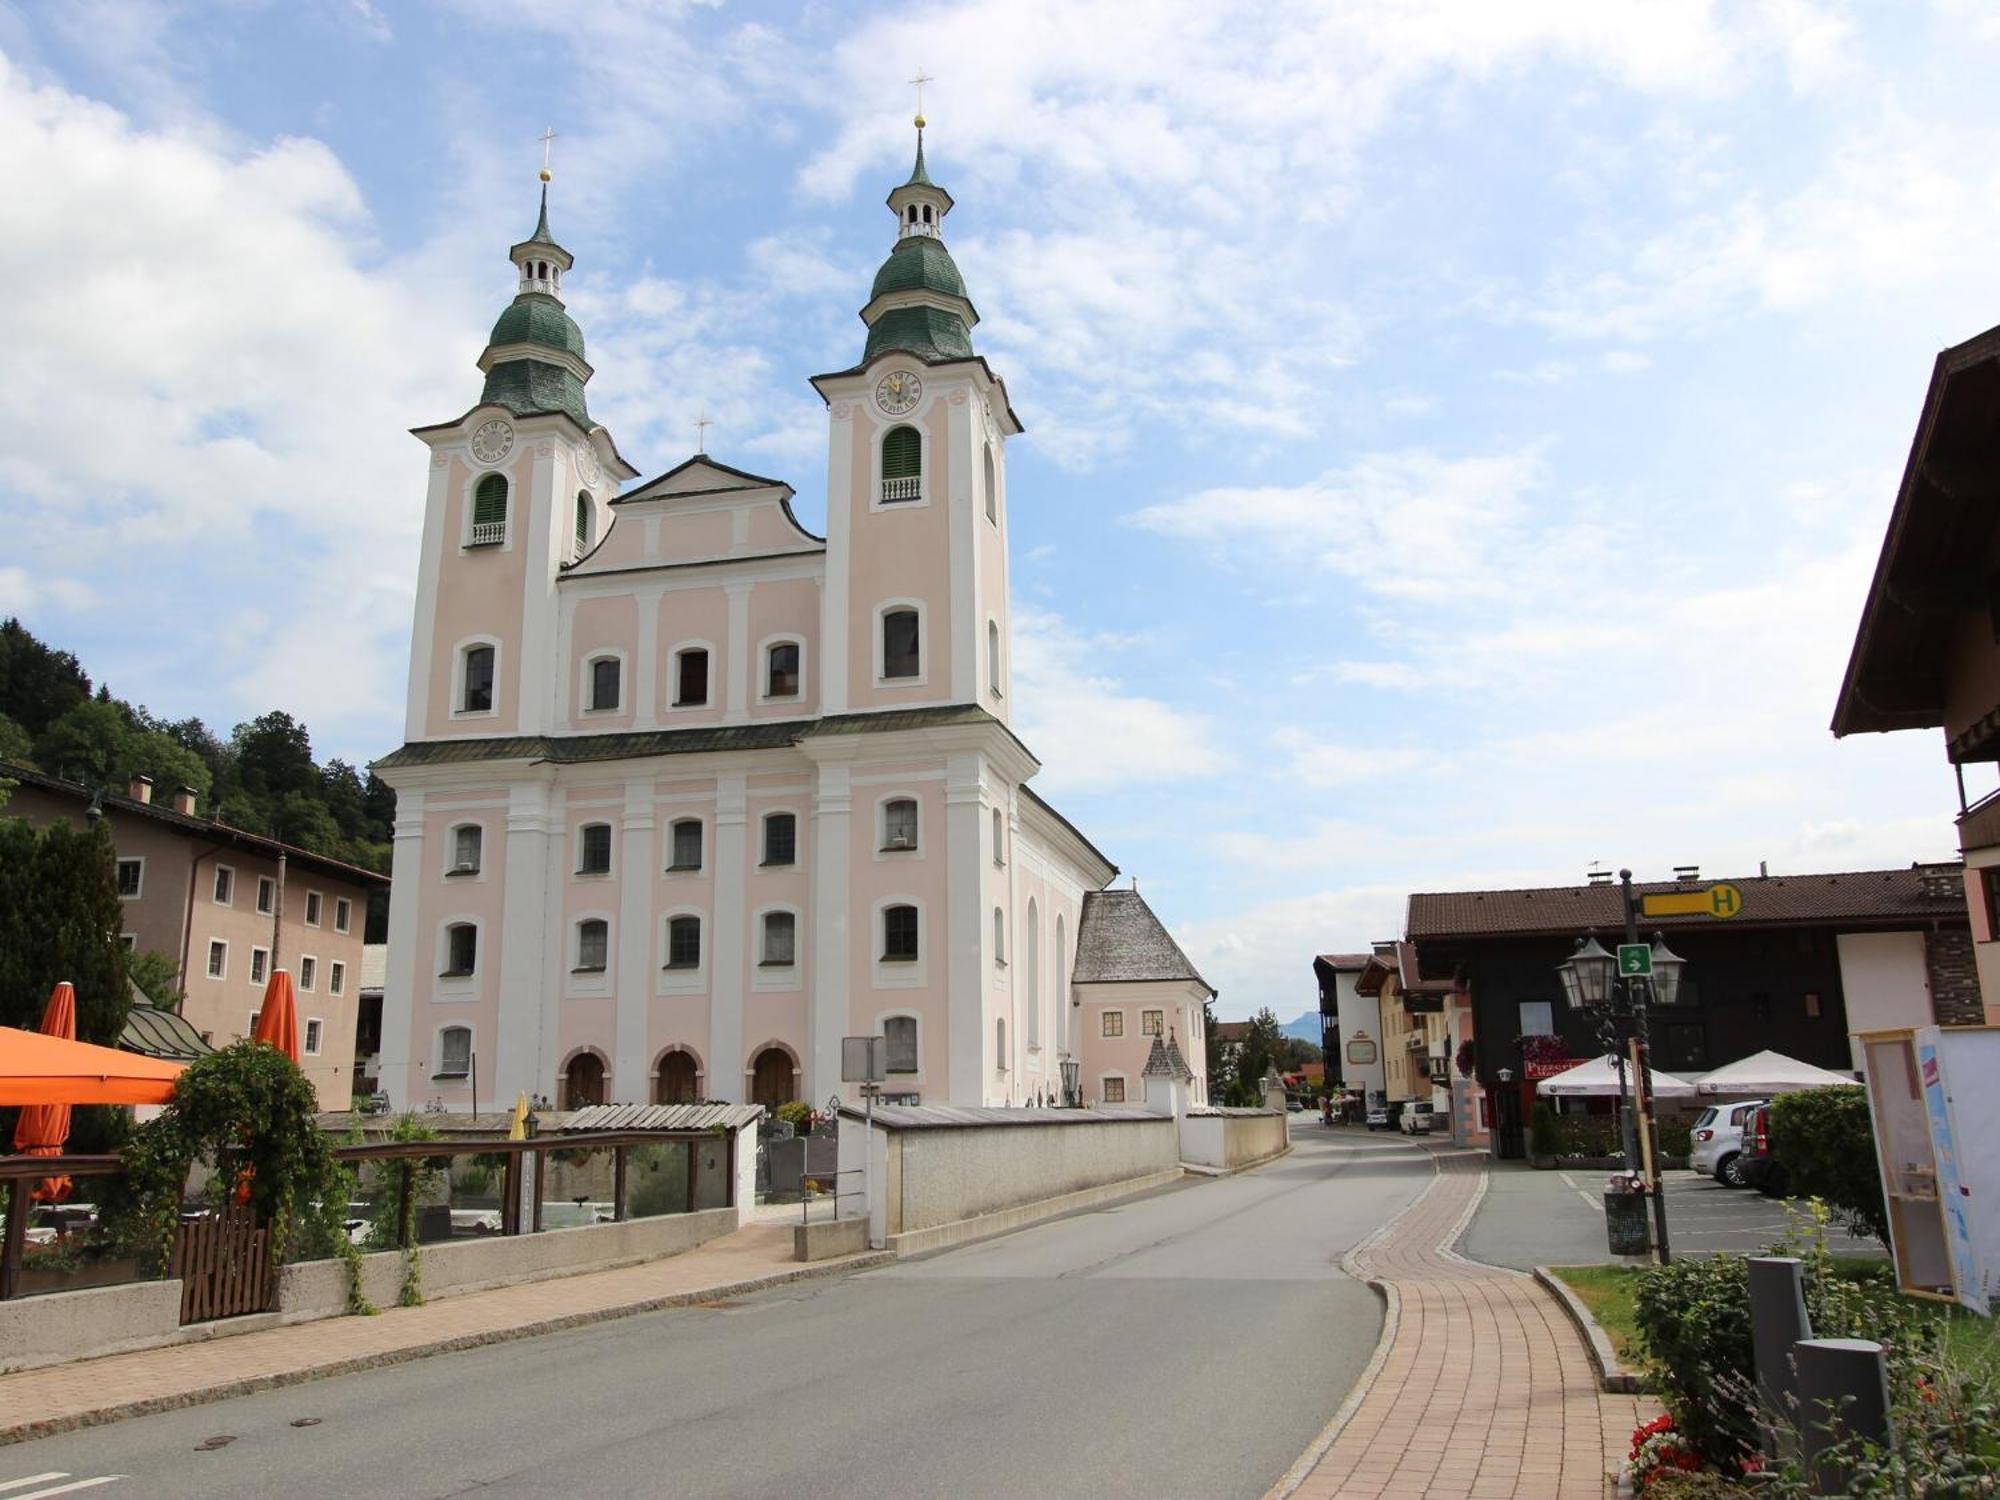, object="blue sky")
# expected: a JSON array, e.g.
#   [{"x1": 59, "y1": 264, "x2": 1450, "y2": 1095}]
[{"x1": 3, "y1": 1, "x2": 1996, "y2": 1019}]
